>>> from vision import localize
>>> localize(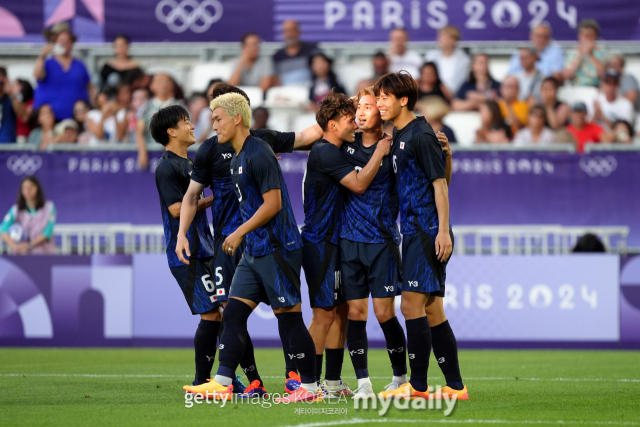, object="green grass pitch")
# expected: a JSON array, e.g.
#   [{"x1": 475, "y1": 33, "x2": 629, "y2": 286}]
[{"x1": 0, "y1": 348, "x2": 639, "y2": 426}]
